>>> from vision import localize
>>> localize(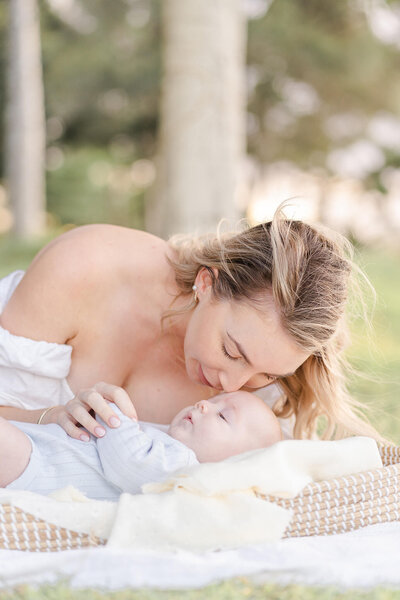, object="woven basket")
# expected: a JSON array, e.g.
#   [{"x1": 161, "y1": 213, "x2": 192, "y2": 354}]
[{"x1": 1, "y1": 443, "x2": 399, "y2": 552}]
